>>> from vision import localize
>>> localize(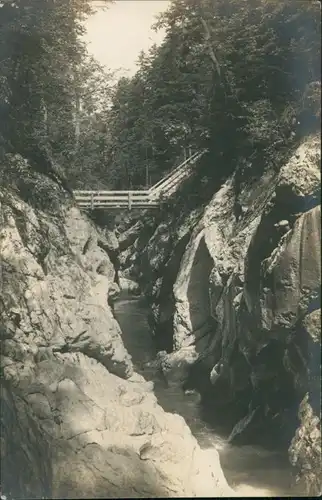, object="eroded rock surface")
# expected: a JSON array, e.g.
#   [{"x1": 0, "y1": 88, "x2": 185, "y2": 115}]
[
  {"x1": 289, "y1": 309, "x2": 321, "y2": 496},
  {"x1": 129, "y1": 134, "x2": 321, "y2": 494},
  {"x1": 0, "y1": 155, "x2": 233, "y2": 499},
  {"x1": 1, "y1": 354, "x2": 233, "y2": 499}
]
